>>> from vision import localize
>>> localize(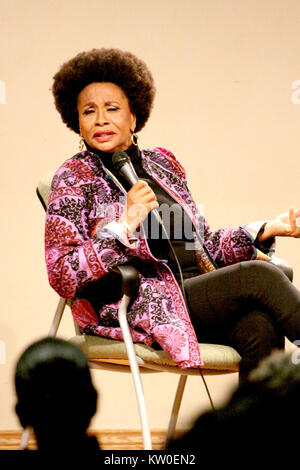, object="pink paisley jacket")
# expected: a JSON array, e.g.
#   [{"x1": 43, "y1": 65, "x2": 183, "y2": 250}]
[{"x1": 45, "y1": 147, "x2": 273, "y2": 369}]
